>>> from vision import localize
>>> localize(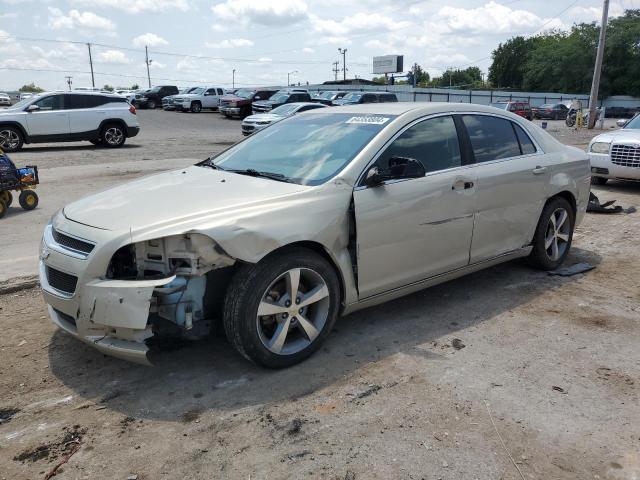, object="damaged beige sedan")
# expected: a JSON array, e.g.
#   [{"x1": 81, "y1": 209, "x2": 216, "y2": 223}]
[{"x1": 40, "y1": 103, "x2": 590, "y2": 367}]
